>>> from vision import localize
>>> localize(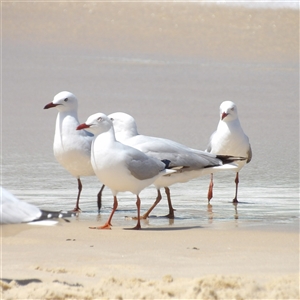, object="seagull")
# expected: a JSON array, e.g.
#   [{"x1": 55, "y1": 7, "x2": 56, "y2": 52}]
[
  {"x1": 44, "y1": 91, "x2": 104, "y2": 212},
  {"x1": 206, "y1": 101, "x2": 252, "y2": 203},
  {"x1": 0, "y1": 187, "x2": 74, "y2": 225},
  {"x1": 109, "y1": 112, "x2": 245, "y2": 218},
  {"x1": 76, "y1": 113, "x2": 176, "y2": 230}
]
